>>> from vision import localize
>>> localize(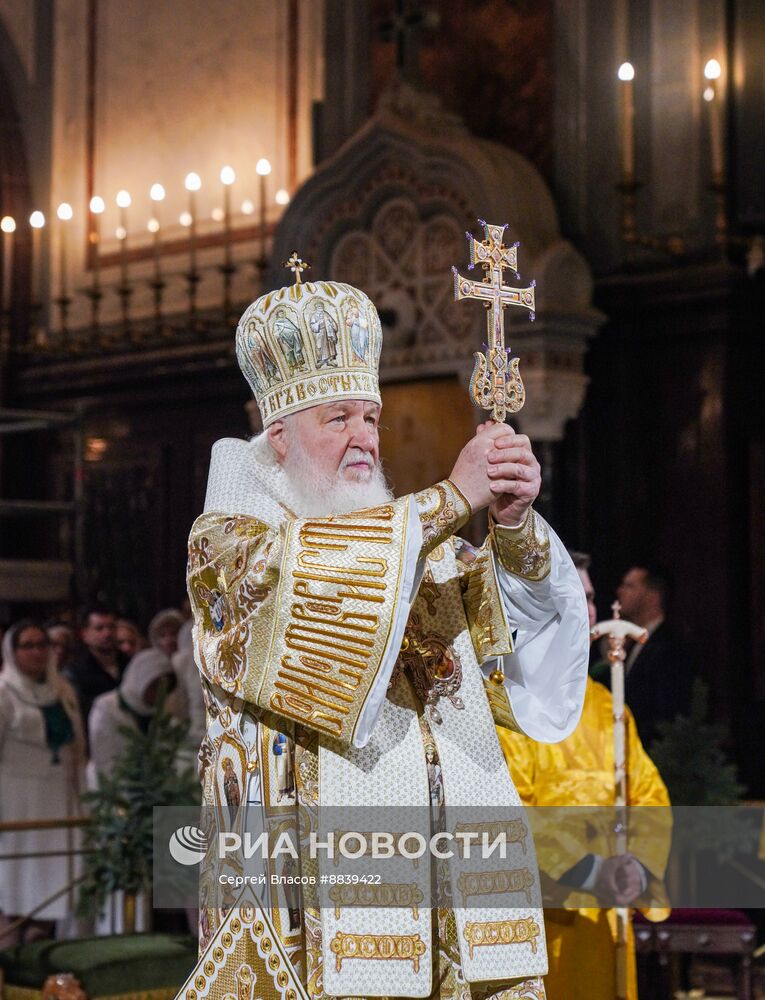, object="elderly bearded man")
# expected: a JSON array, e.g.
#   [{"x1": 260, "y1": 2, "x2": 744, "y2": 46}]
[{"x1": 181, "y1": 272, "x2": 589, "y2": 1000}]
